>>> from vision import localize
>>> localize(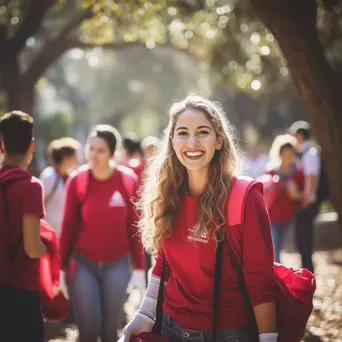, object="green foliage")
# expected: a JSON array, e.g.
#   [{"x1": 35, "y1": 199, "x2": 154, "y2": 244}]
[{"x1": 36, "y1": 112, "x2": 75, "y2": 143}]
